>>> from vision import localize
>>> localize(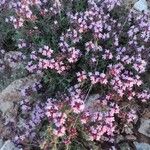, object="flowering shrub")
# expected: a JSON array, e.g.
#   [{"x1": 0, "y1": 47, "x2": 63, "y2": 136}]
[{"x1": 2, "y1": 0, "x2": 150, "y2": 149}]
